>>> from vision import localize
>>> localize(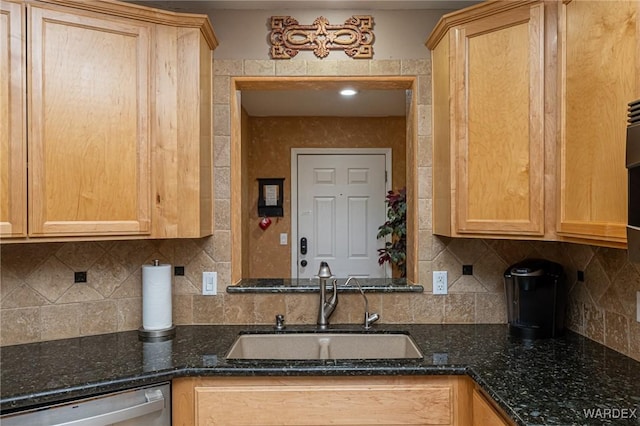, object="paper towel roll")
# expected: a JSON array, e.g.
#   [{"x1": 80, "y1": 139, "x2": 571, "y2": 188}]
[{"x1": 142, "y1": 263, "x2": 172, "y2": 331}]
